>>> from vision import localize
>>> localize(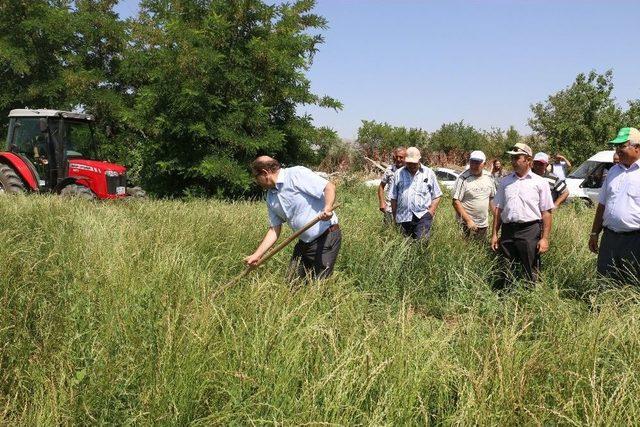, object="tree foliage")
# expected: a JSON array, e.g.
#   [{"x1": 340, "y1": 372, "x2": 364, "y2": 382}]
[
  {"x1": 356, "y1": 120, "x2": 428, "y2": 160},
  {"x1": 120, "y1": 0, "x2": 341, "y2": 197},
  {"x1": 529, "y1": 70, "x2": 625, "y2": 163}
]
